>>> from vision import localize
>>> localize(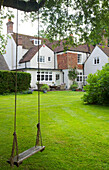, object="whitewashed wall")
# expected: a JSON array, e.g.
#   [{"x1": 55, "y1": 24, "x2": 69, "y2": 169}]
[
  {"x1": 63, "y1": 69, "x2": 84, "y2": 89},
  {"x1": 84, "y1": 46, "x2": 109, "y2": 75},
  {"x1": 25, "y1": 69, "x2": 63, "y2": 88},
  {"x1": 4, "y1": 34, "x2": 28, "y2": 70},
  {"x1": 30, "y1": 45, "x2": 54, "y2": 69}
]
